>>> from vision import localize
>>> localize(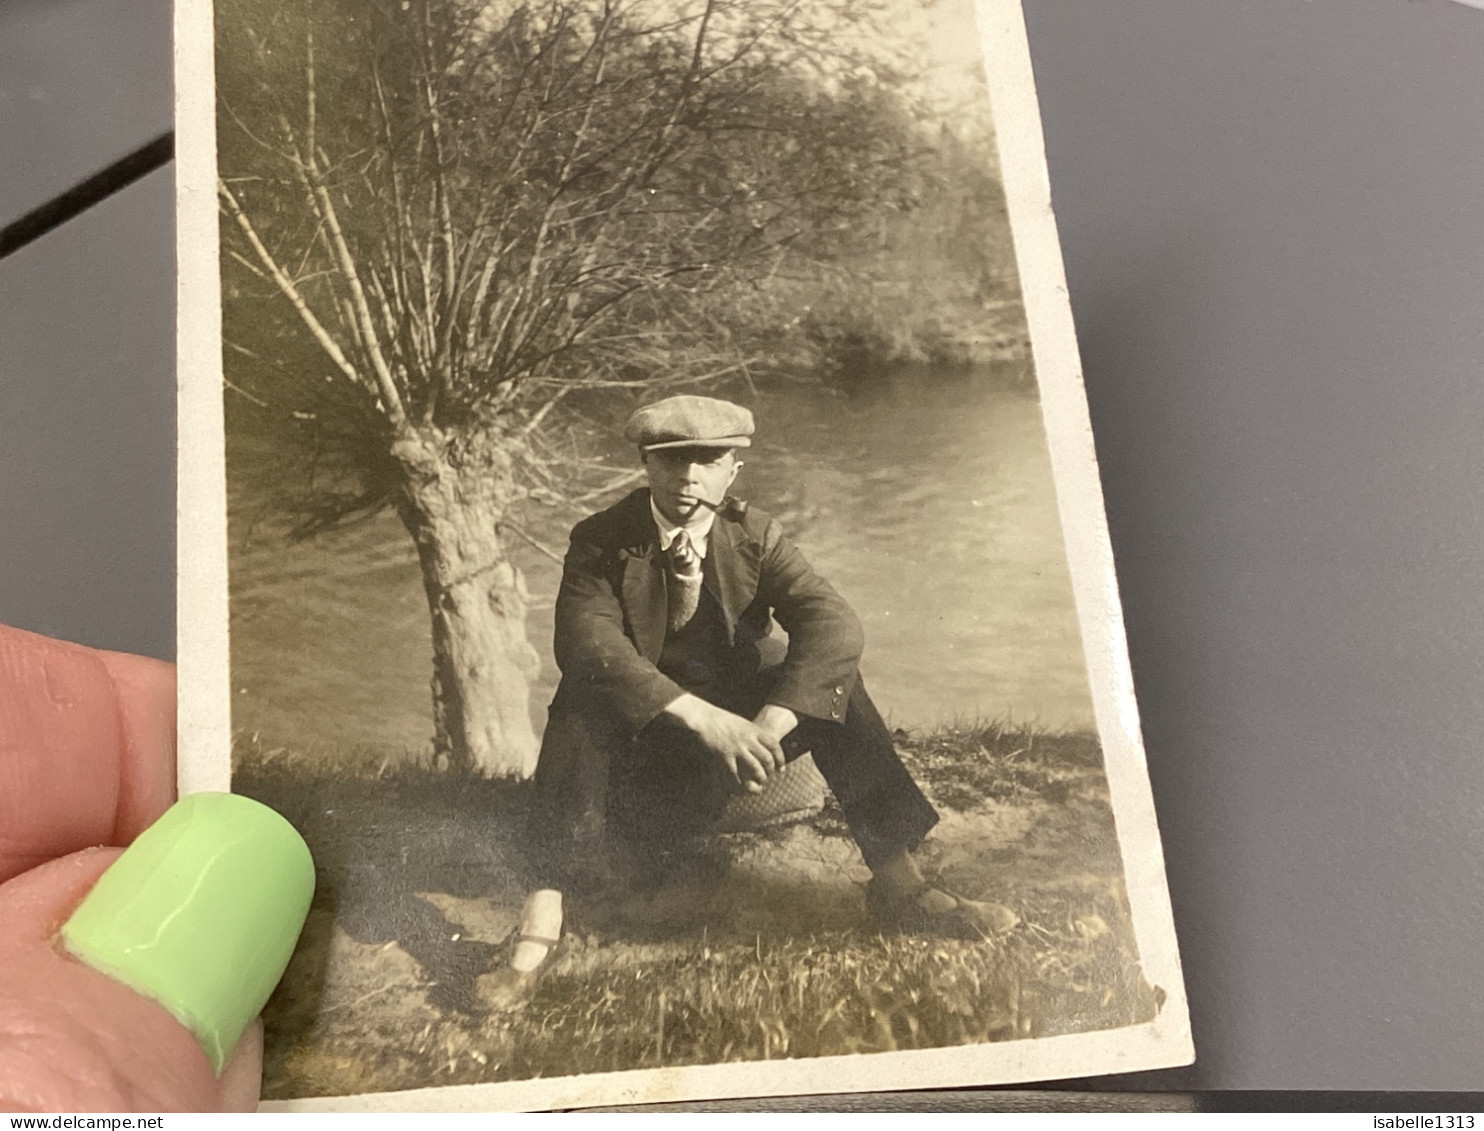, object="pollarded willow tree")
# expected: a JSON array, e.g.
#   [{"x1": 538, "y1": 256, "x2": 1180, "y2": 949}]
[{"x1": 216, "y1": 0, "x2": 932, "y2": 775}]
